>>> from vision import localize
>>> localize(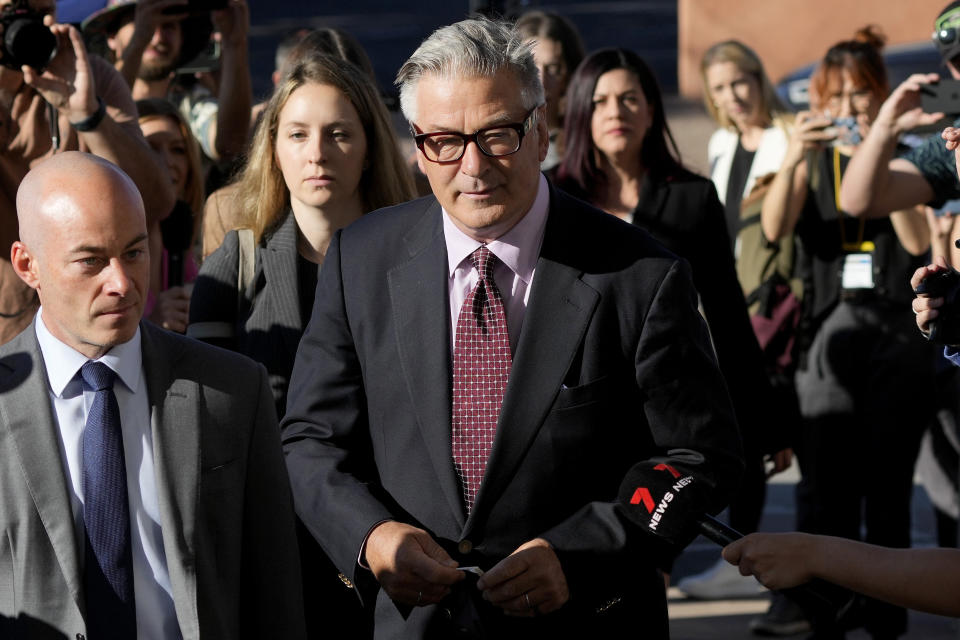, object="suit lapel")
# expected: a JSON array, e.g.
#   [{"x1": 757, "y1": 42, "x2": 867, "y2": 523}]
[
  {"x1": 259, "y1": 213, "x2": 304, "y2": 354},
  {"x1": 470, "y1": 191, "x2": 599, "y2": 521},
  {"x1": 141, "y1": 323, "x2": 201, "y2": 639},
  {"x1": 387, "y1": 200, "x2": 465, "y2": 527},
  {"x1": 0, "y1": 327, "x2": 84, "y2": 608}
]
